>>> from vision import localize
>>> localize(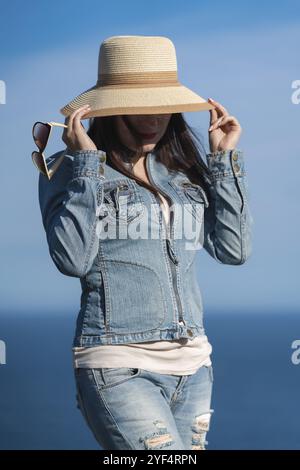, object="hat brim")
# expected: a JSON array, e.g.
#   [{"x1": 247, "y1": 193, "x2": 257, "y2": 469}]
[{"x1": 60, "y1": 82, "x2": 214, "y2": 119}]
